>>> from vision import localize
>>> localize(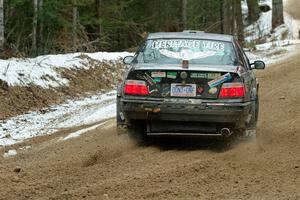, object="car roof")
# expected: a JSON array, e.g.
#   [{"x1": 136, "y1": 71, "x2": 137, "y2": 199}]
[{"x1": 147, "y1": 31, "x2": 234, "y2": 42}]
